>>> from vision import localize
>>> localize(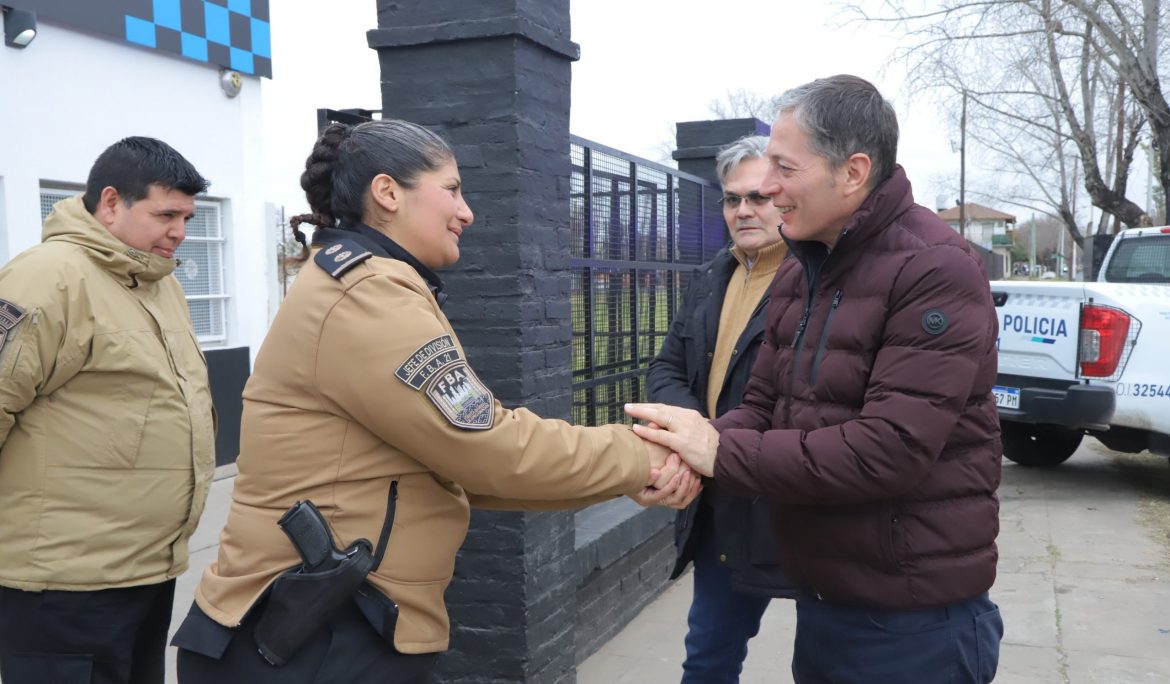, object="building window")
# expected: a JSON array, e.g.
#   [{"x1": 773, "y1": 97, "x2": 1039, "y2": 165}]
[
  {"x1": 176, "y1": 200, "x2": 228, "y2": 346},
  {"x1": 38, "y1": 187, "x2": 228, "y2": 347},
  {"x1": 39, "y1": 186, "x2": 80, "y2": 220}
]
